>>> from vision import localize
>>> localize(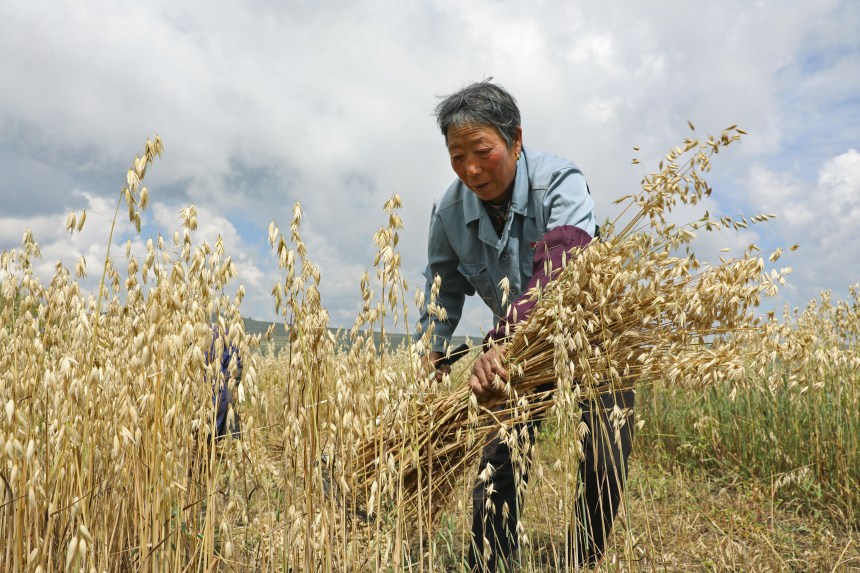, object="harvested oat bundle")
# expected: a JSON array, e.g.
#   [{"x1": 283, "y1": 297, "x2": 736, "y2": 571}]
[{"x1": 343, "y1": 126, "x2": 786, "y2": 529}]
